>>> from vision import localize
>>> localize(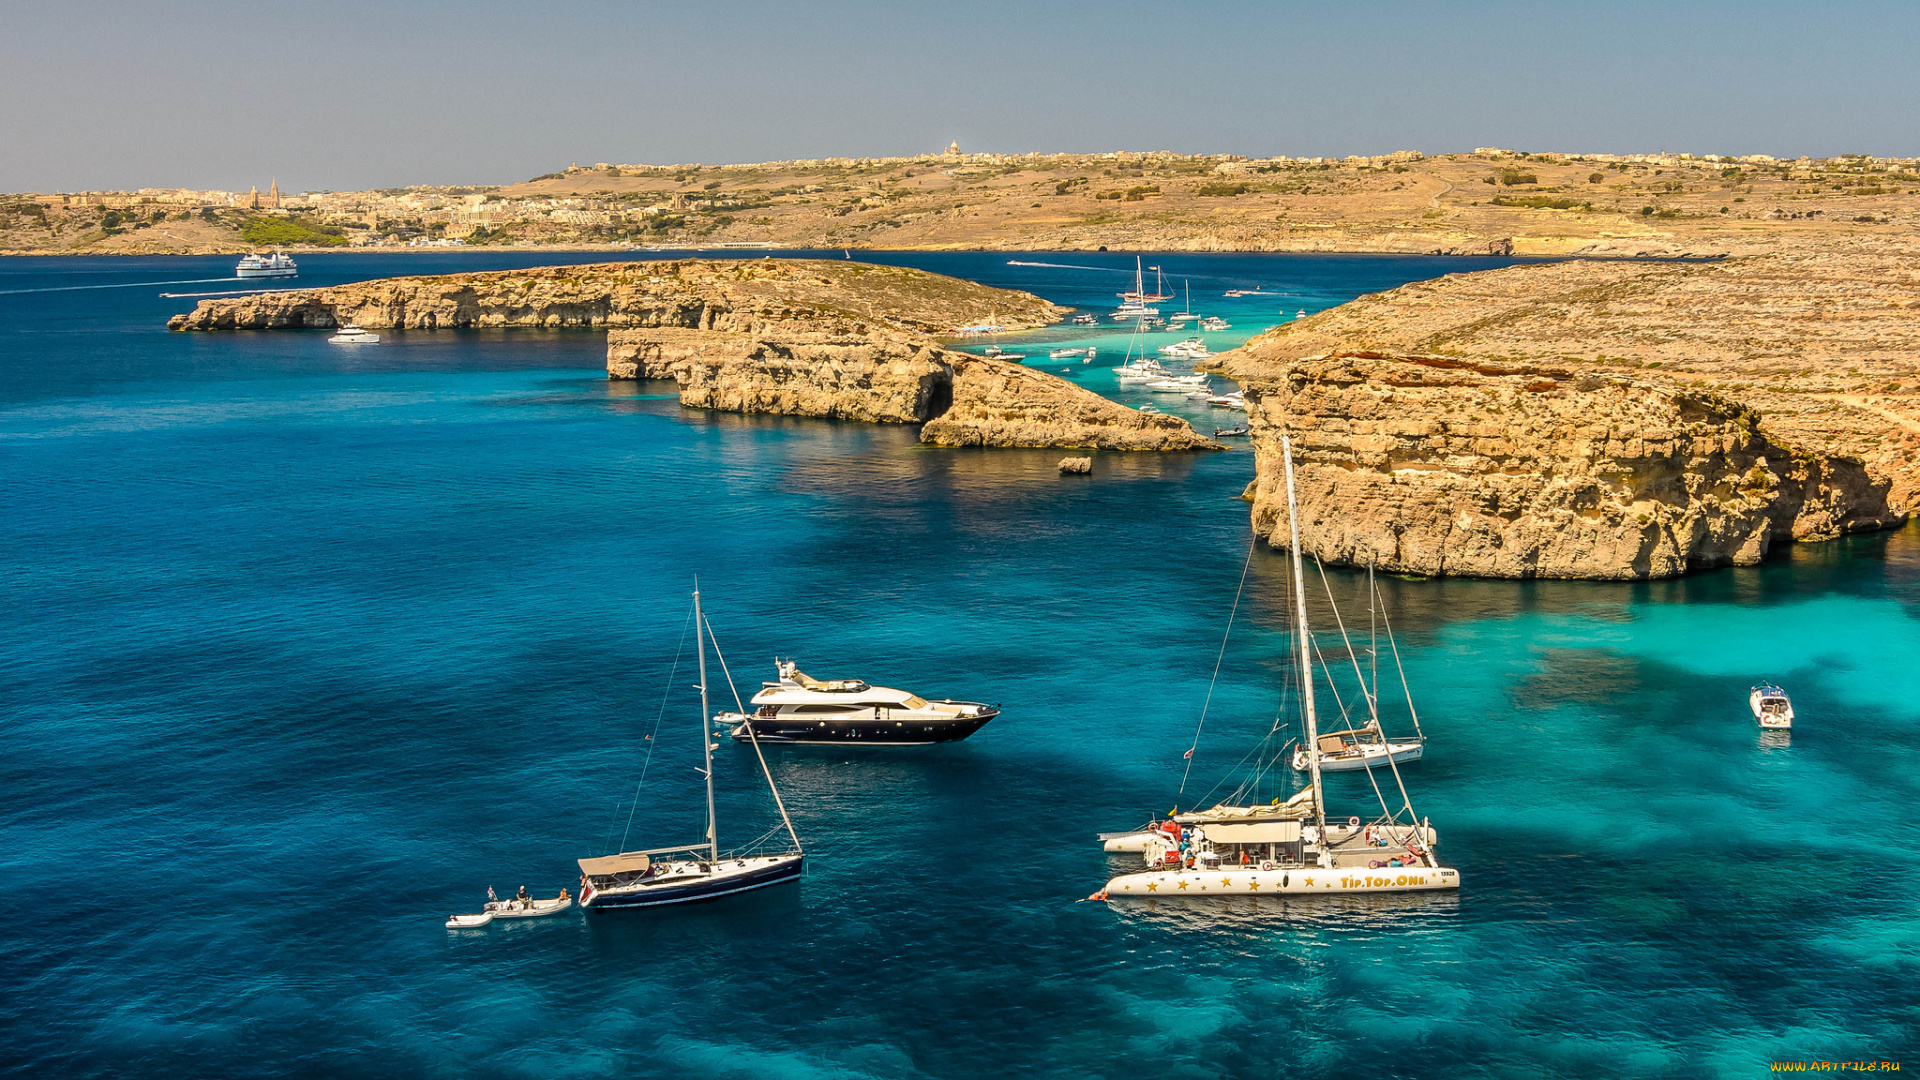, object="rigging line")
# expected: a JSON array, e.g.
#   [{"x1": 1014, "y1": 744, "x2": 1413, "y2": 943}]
[
  {"x1": 1308, "y1": 632, "x2": 1356, "y2": 729},
  {"x1": 1379, "y1": 595, "x2": 1426, "y2": 741},
  {"x1": 1304, "y1": 557, "x2": 1400, "y2": 821},
  {"x1": 1369, "y1": 599, "x2": 1424, "y2": 826},
  {"x1": 1178, "y1": 533, "x2": 1260, "y2": 797},
  {"x1": 616, "y1": 599, "x2": 695, "y2": 855},
  {"x1": 1314, "y1": 555, "x2": 1379, "y2": 724},
  {"x1": 705, "y1": 615, "x2": 803, "y2": 854}
]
